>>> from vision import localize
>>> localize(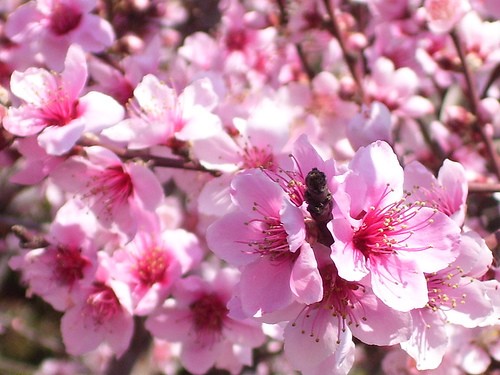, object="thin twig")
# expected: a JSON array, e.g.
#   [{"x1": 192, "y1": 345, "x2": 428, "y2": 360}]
[
  {"x1": 78, "y1": 138, "x2": 222, "y2": 176},
  {"x1": 322, "y1": 0, "x2": 365, "y2": 101},
  {"x1": 450, "y1": 30, "x2": 500, "y2": 181},
  {"x1": 468, "y1": 182, "x2": 500, "y2": 194},
  {"x1": 10, "y1": 225, "x2": 49, "y2": 249}
]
